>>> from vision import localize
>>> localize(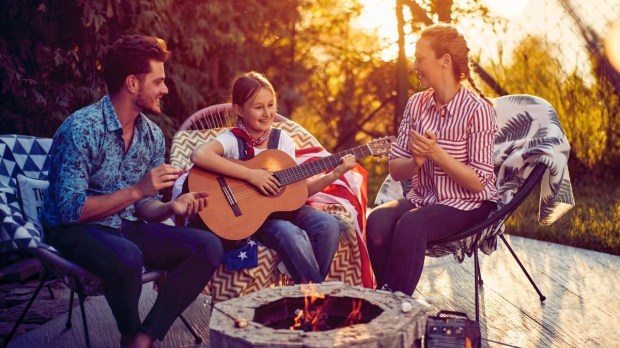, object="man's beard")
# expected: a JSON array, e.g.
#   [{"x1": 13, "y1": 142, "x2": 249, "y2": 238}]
[{"x1": 136, "y1": 91, "x2": 161, "y2": 115}]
